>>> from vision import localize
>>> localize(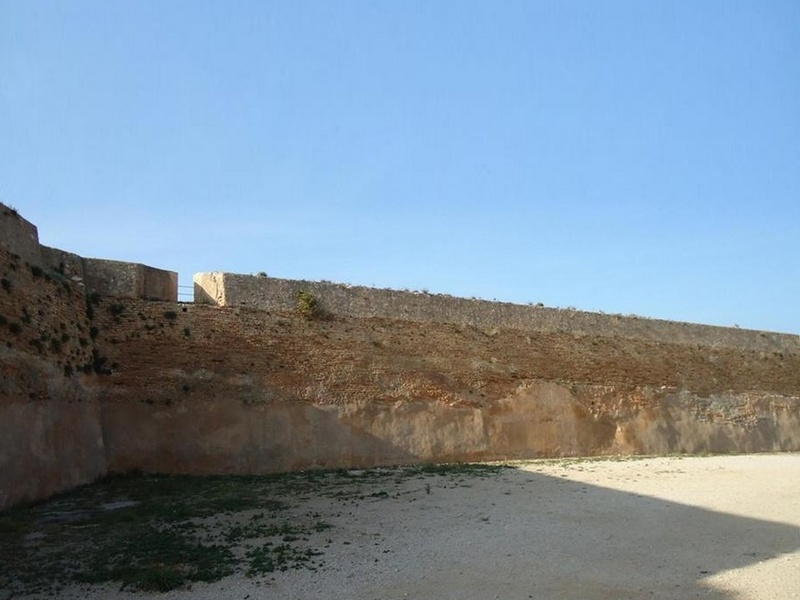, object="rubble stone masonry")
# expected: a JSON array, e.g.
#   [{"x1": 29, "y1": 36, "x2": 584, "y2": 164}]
[{"x1": 2, "y1": 203, "x2": 800, "y2": 509}]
